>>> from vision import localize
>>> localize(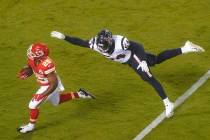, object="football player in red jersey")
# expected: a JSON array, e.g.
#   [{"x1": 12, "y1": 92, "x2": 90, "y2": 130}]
[{"x1": 17, "y1": 43, "x2": 95, "y2": 133}]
